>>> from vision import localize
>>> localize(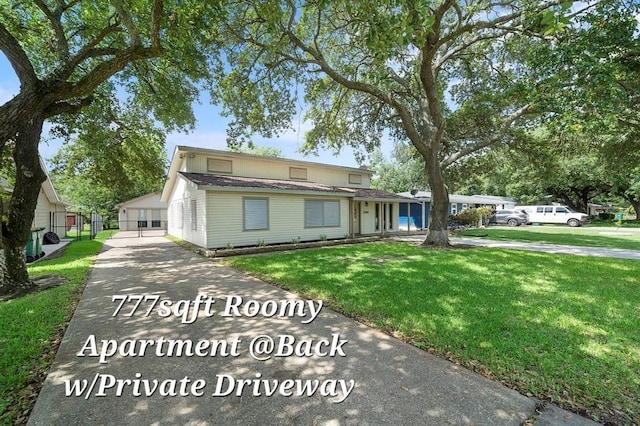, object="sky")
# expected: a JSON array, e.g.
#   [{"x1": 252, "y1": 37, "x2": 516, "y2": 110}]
[{"x1": 0, "y1": 55, "x2": 395, "y2": 172}]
